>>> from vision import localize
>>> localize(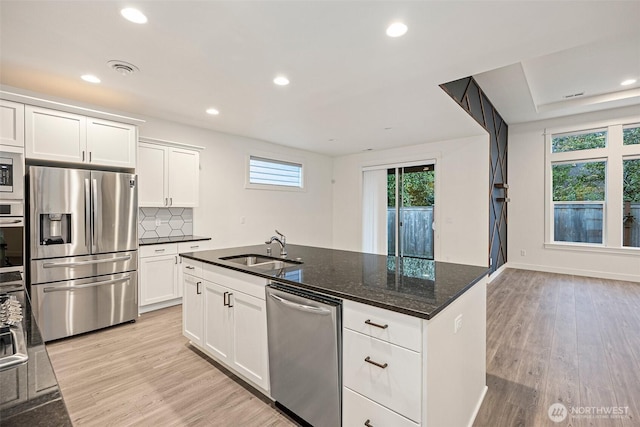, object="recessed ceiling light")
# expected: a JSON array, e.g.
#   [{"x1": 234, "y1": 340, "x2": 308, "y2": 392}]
[
  {"x1": 386, "y1": 22, "x2": 408, "y2": 38},
  {"x1": 121, "y1": 8, "x2": 147, "y2": 24},
  {"x1": 273, "y1": 76, "x2": 290, "y2": 86},
  {"x1": 206, "y1": 108, "x2": 219, "y2": 115},
  {"x1": 81, "y1": 74, "x2": 101, "y2": 84},
  {"x1": 621, "y1": 79, "x2": 637, "y2": 86}
]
